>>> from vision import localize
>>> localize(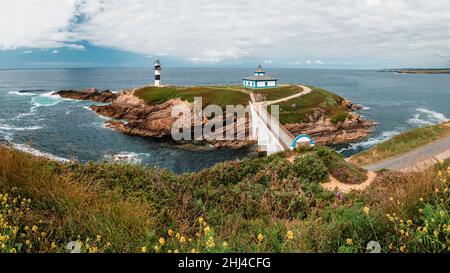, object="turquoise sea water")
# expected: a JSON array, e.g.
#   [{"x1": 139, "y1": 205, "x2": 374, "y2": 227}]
[{"x1": 0, "y1": 68, "x2": 449, "y2": 173}]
